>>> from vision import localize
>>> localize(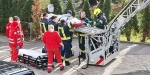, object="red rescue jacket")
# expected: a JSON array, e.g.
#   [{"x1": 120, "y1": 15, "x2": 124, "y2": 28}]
[
  {"x1": 42, "y1": 31, "x2": 62, "y2": 49},
  {"x1": 9, "y1": 21, "x2": 24, "y2": 48},
  {"x1": 6, "y1": 22, "x2": 12, "y2": 38}
]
